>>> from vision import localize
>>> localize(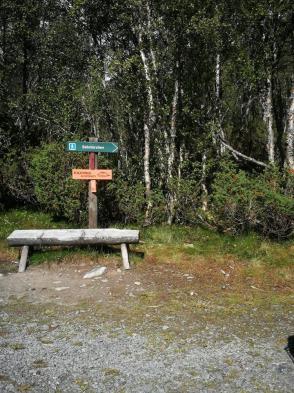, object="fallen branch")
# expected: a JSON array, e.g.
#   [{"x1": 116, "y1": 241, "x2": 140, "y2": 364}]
[{"x1": 218, "y1": 135, "x2": 268, "y2": 168}]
